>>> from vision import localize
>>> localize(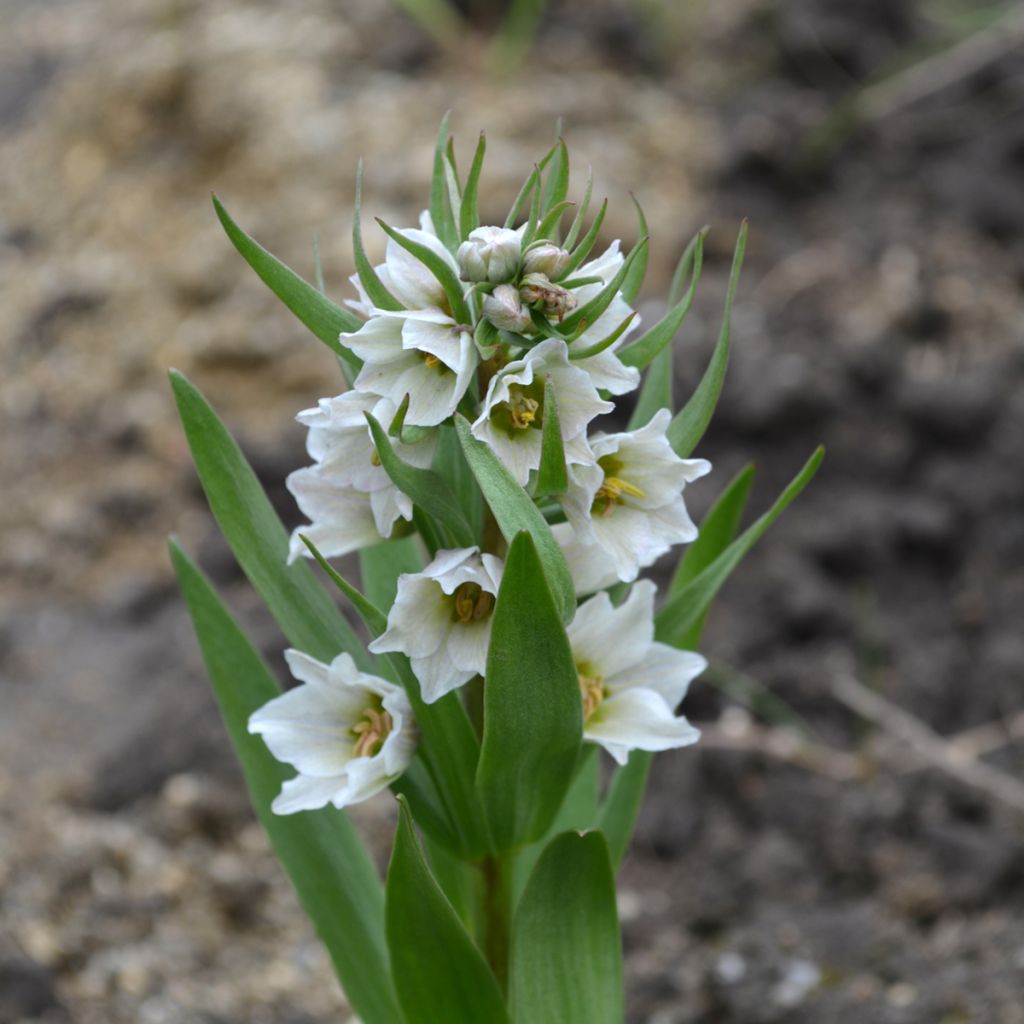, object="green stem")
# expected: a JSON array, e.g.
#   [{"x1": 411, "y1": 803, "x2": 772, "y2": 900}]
[{"x1": 480, "y1": 852, "x2": 514, "y2": 992}]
